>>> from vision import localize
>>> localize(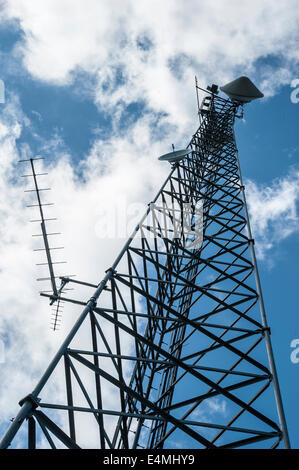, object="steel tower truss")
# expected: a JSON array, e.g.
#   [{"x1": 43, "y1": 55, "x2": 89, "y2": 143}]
[{"x1": 0, "y1": 88, "x2": 290, "y2": 449}]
